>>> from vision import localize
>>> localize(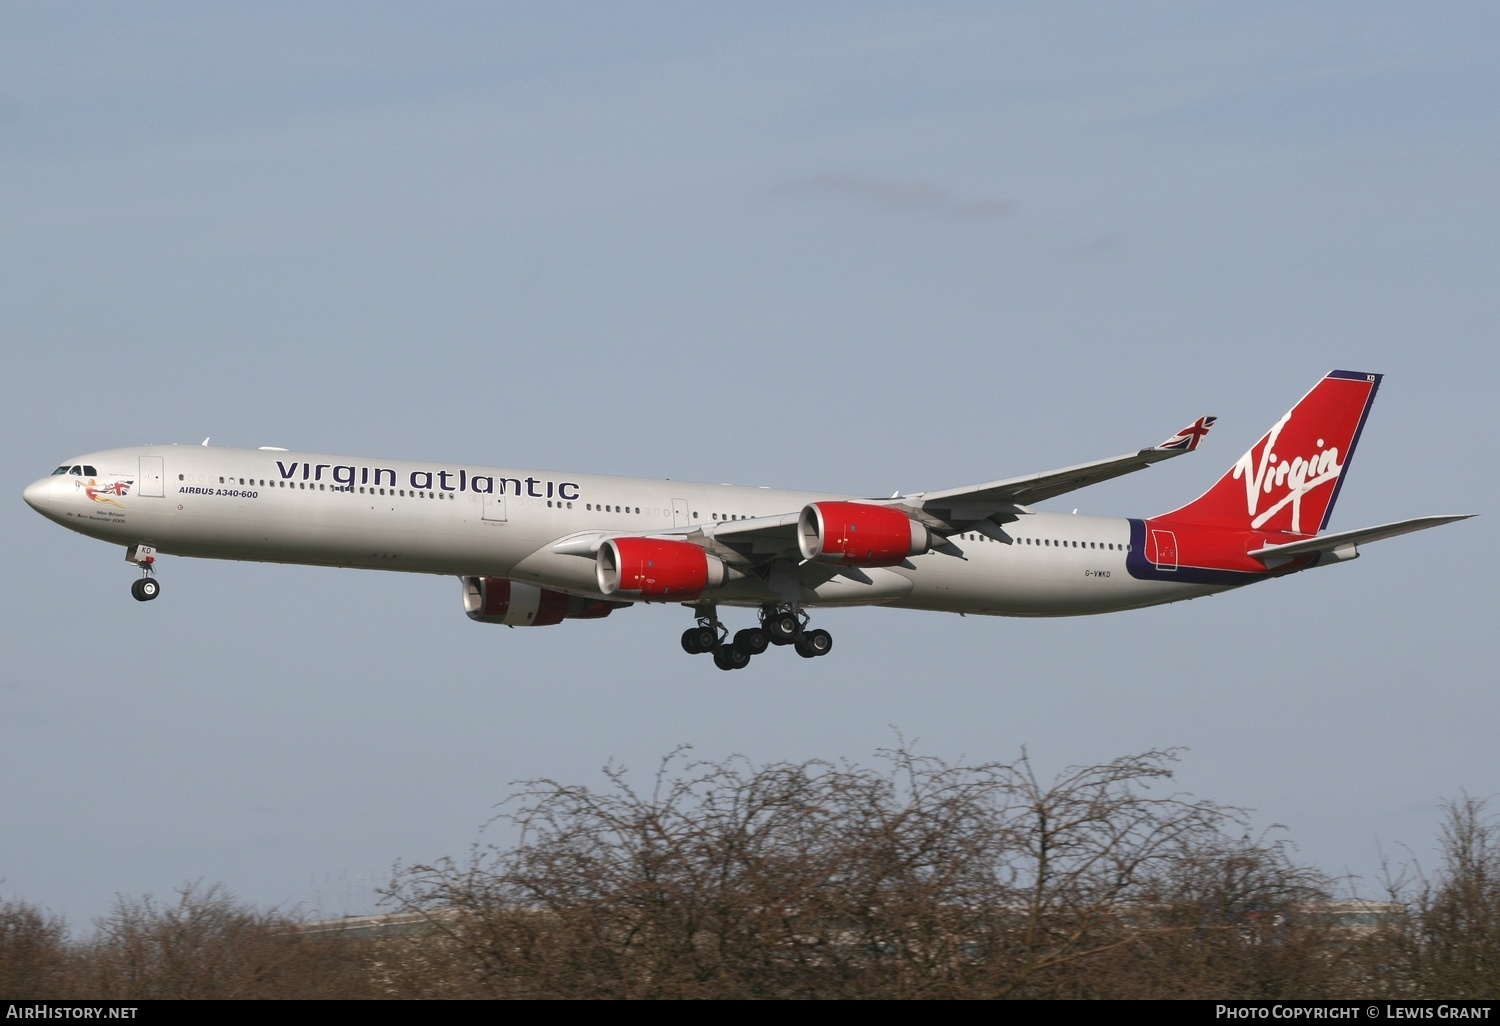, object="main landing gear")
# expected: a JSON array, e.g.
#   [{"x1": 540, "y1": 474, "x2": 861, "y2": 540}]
[
  {"x1": 681, "y1": 606, "x2": 755, "y2": 670},
  {"x1": 681, "y1": 604, "x2": 831, "y2": 670},
  {"x1": 126, "y1": 544, "x2": 160, "y2": 602},
  {"x1": 761, "y1": 607, "x2": 832, "y2": 659}
]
